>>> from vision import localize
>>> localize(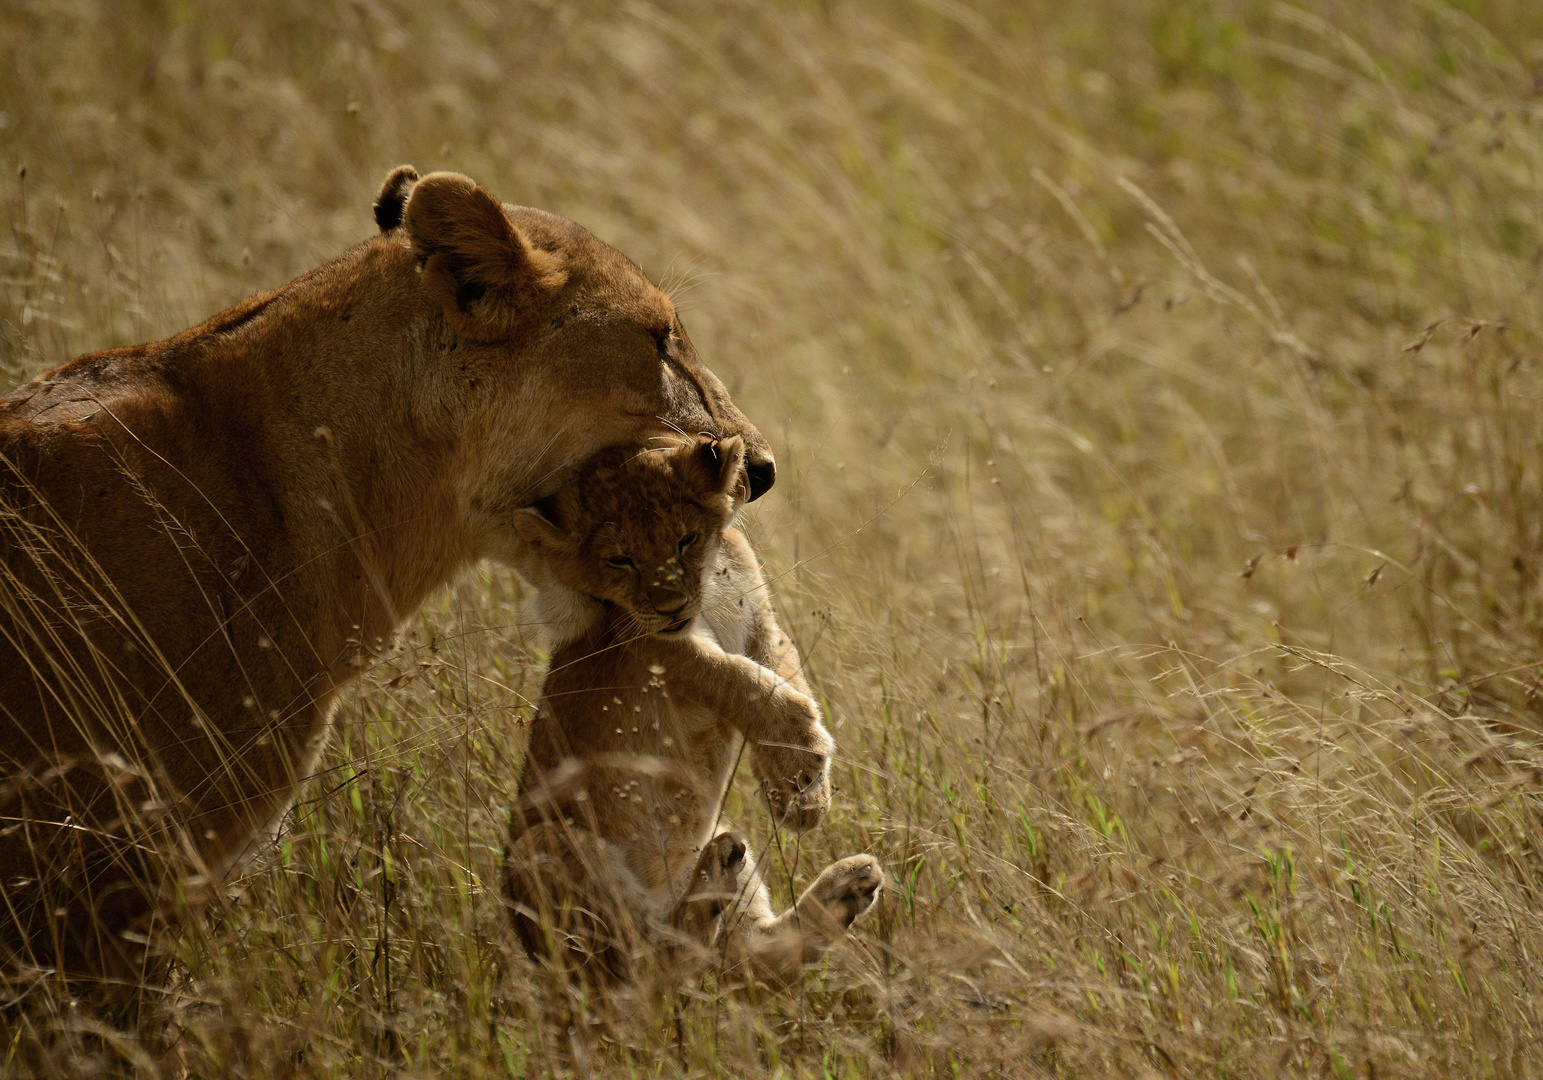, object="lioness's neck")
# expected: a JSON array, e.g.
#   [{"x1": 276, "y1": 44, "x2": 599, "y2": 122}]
[
  {"x1": 176, "y1": 239, "x2": 496, "y2": 659},
  {"x1": 520, "y1": 566, "x2": 607, "y2": 650}
]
